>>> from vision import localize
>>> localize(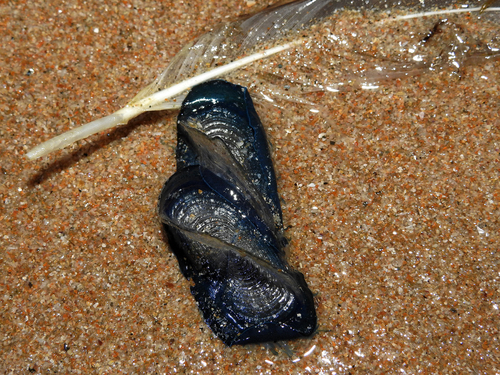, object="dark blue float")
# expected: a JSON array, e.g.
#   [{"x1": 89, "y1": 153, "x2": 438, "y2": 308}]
[{"x1": 158, "y1": 79, "x2": 316, "y2": 346}]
